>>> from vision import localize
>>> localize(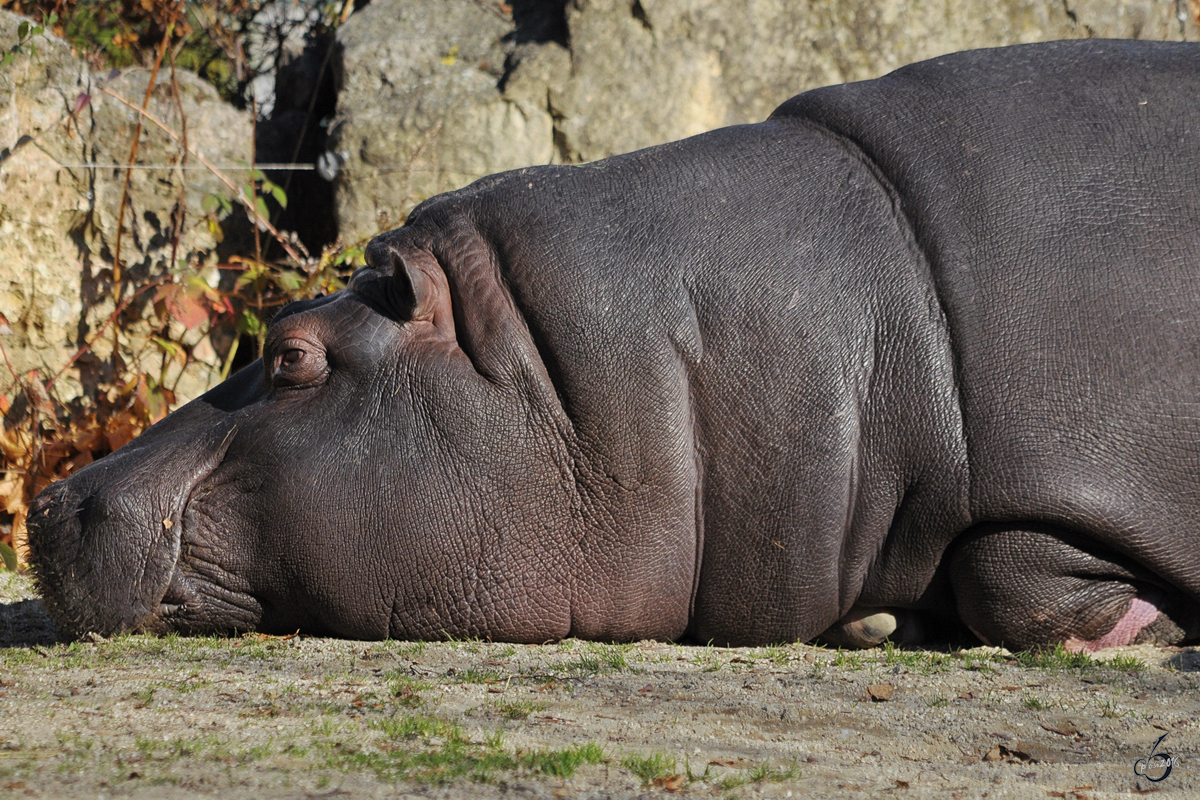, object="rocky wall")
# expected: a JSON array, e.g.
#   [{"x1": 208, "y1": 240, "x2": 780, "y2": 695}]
[
  {"x1": 0, "y1": 8, "x2": 250, "y2": 405},
  {"x1": 330, "y1": 0, "x2": 1198, "y2": 243}
]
